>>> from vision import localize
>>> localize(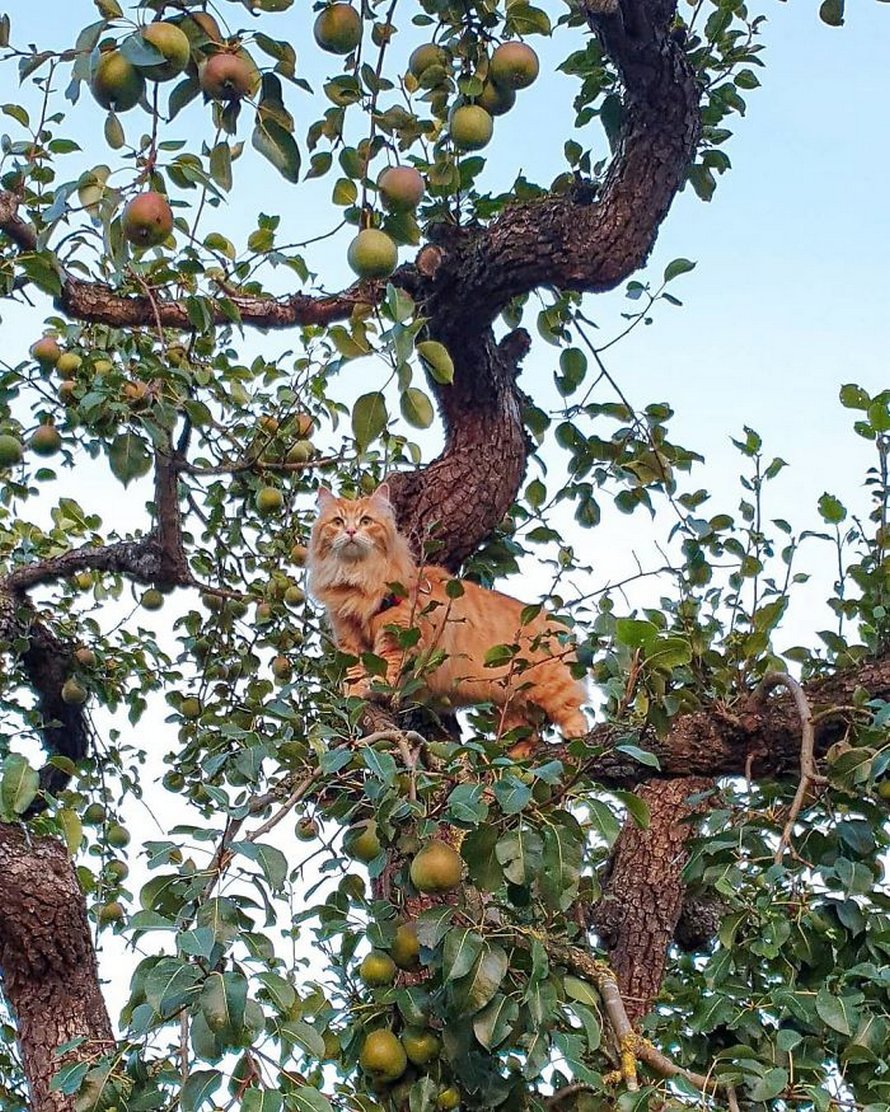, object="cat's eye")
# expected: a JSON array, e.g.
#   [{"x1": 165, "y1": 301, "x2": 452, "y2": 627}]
[
  {"x1": 360, "y1": 516, "x2": 372, "y2": 525},
  {"x1": 332, "y1": 516, "x2": 344, "y2": 526}
]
